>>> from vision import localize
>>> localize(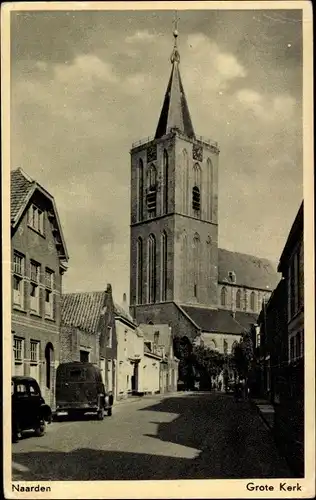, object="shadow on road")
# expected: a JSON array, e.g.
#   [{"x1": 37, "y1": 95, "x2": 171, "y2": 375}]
[
  {"x1": 12, "y1": 448, "x2": 191, "y2": 481},
  {"x1": 139, "y1": 393, "x2": 293, "y2": 479},
  {"x1": 12, "y1": 393, "x2": 293, "y2": 480}
]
